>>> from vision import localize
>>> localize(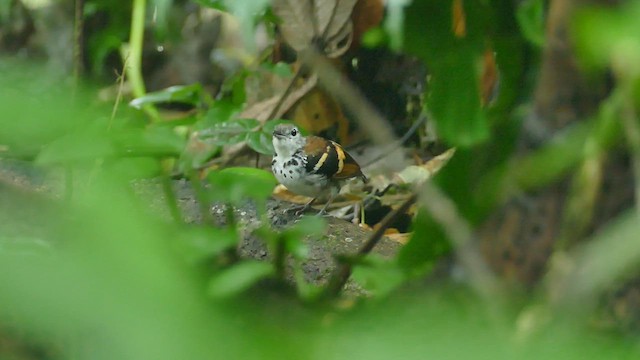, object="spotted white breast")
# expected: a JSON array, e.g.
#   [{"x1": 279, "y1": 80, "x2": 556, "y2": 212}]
[{"x1": 271, "y1": 152, "x2": 329, "y2": 198}]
